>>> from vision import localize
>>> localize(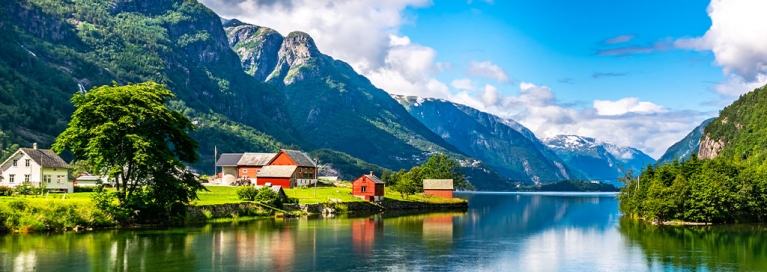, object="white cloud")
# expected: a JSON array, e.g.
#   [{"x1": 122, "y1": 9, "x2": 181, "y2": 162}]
[
  {"x1": 480, "y1": 84, "x2": 500, "y2": 106},
  {"x1": 593, "y1": 98, "x2": 668, "y2": 116},
  {"x1": 675, "y1": 0, "x2": 767, "y2": 101},
  {"x1": 450, "y1": 82, "x2": 704, "y2": 158},
  {"x1": 467, "y1": 61, "x2": 511, "y2": 83},
  {"x1": 451, "y1": 78, "x2": 475, "y2": 91}
]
